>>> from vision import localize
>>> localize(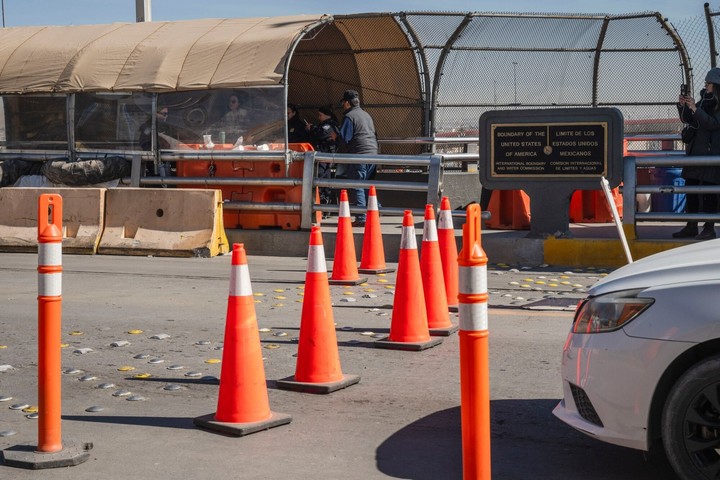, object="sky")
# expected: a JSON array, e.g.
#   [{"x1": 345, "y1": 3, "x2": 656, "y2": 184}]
[{"x1": 0, "y1": 0, "x2": 713, "y2": 27}]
